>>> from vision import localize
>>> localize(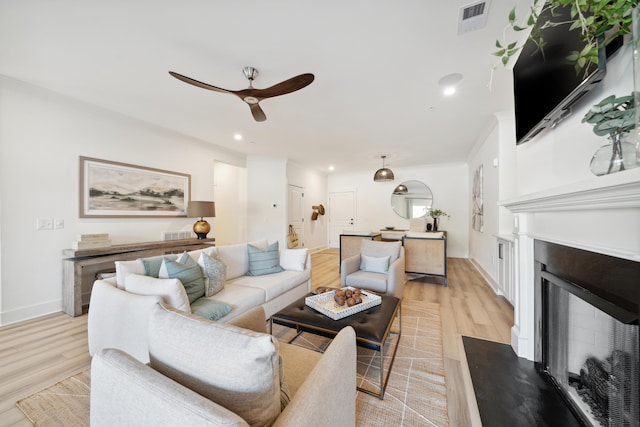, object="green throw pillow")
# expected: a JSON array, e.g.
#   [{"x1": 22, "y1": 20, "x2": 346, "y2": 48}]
[
  {"x1": 199, "y1": 252, "x2": 226, "y2": 297},
  {"x1": 161, "y1": 254, "x2": 205, "y2": 304},
  {"x1": 190, "y1": 297, "x2": 233, "y2": 321},
  {"x1": 247, "y1": 241, "x2": 284, "y2": 276},
  {"x1": 141, "y1": 254, "x2": 178, "y2": 277}
]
